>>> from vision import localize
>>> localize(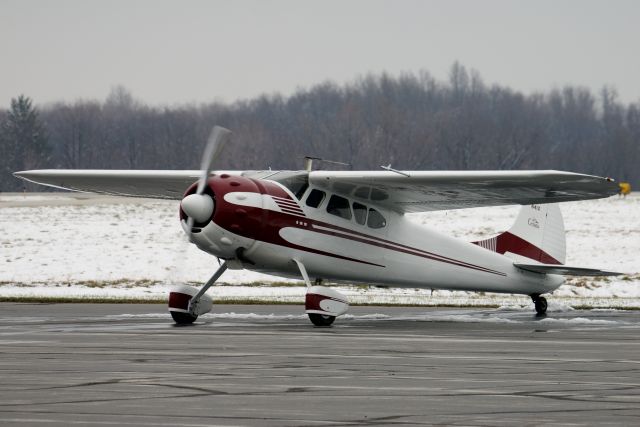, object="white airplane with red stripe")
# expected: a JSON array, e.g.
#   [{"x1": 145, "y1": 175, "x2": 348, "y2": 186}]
[{"x1": 15, "y1": 127, "x2": 621, "y2": 326}]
